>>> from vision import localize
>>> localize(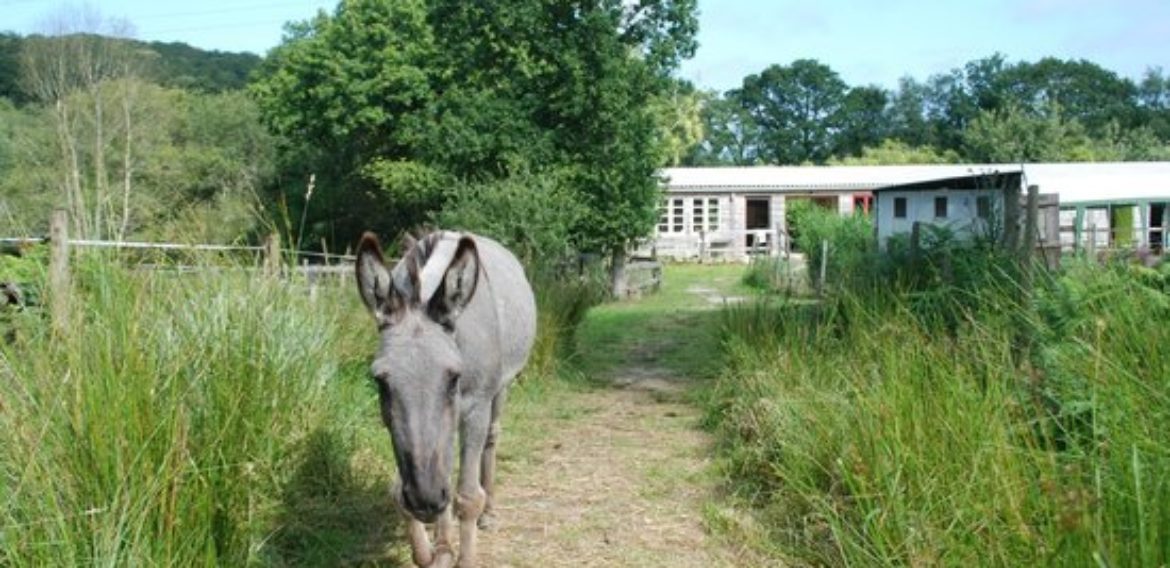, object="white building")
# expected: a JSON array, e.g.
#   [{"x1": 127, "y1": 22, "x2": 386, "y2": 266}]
[{"x1": 650, "y1": 162, "x2": 1170, "y2": 260}]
